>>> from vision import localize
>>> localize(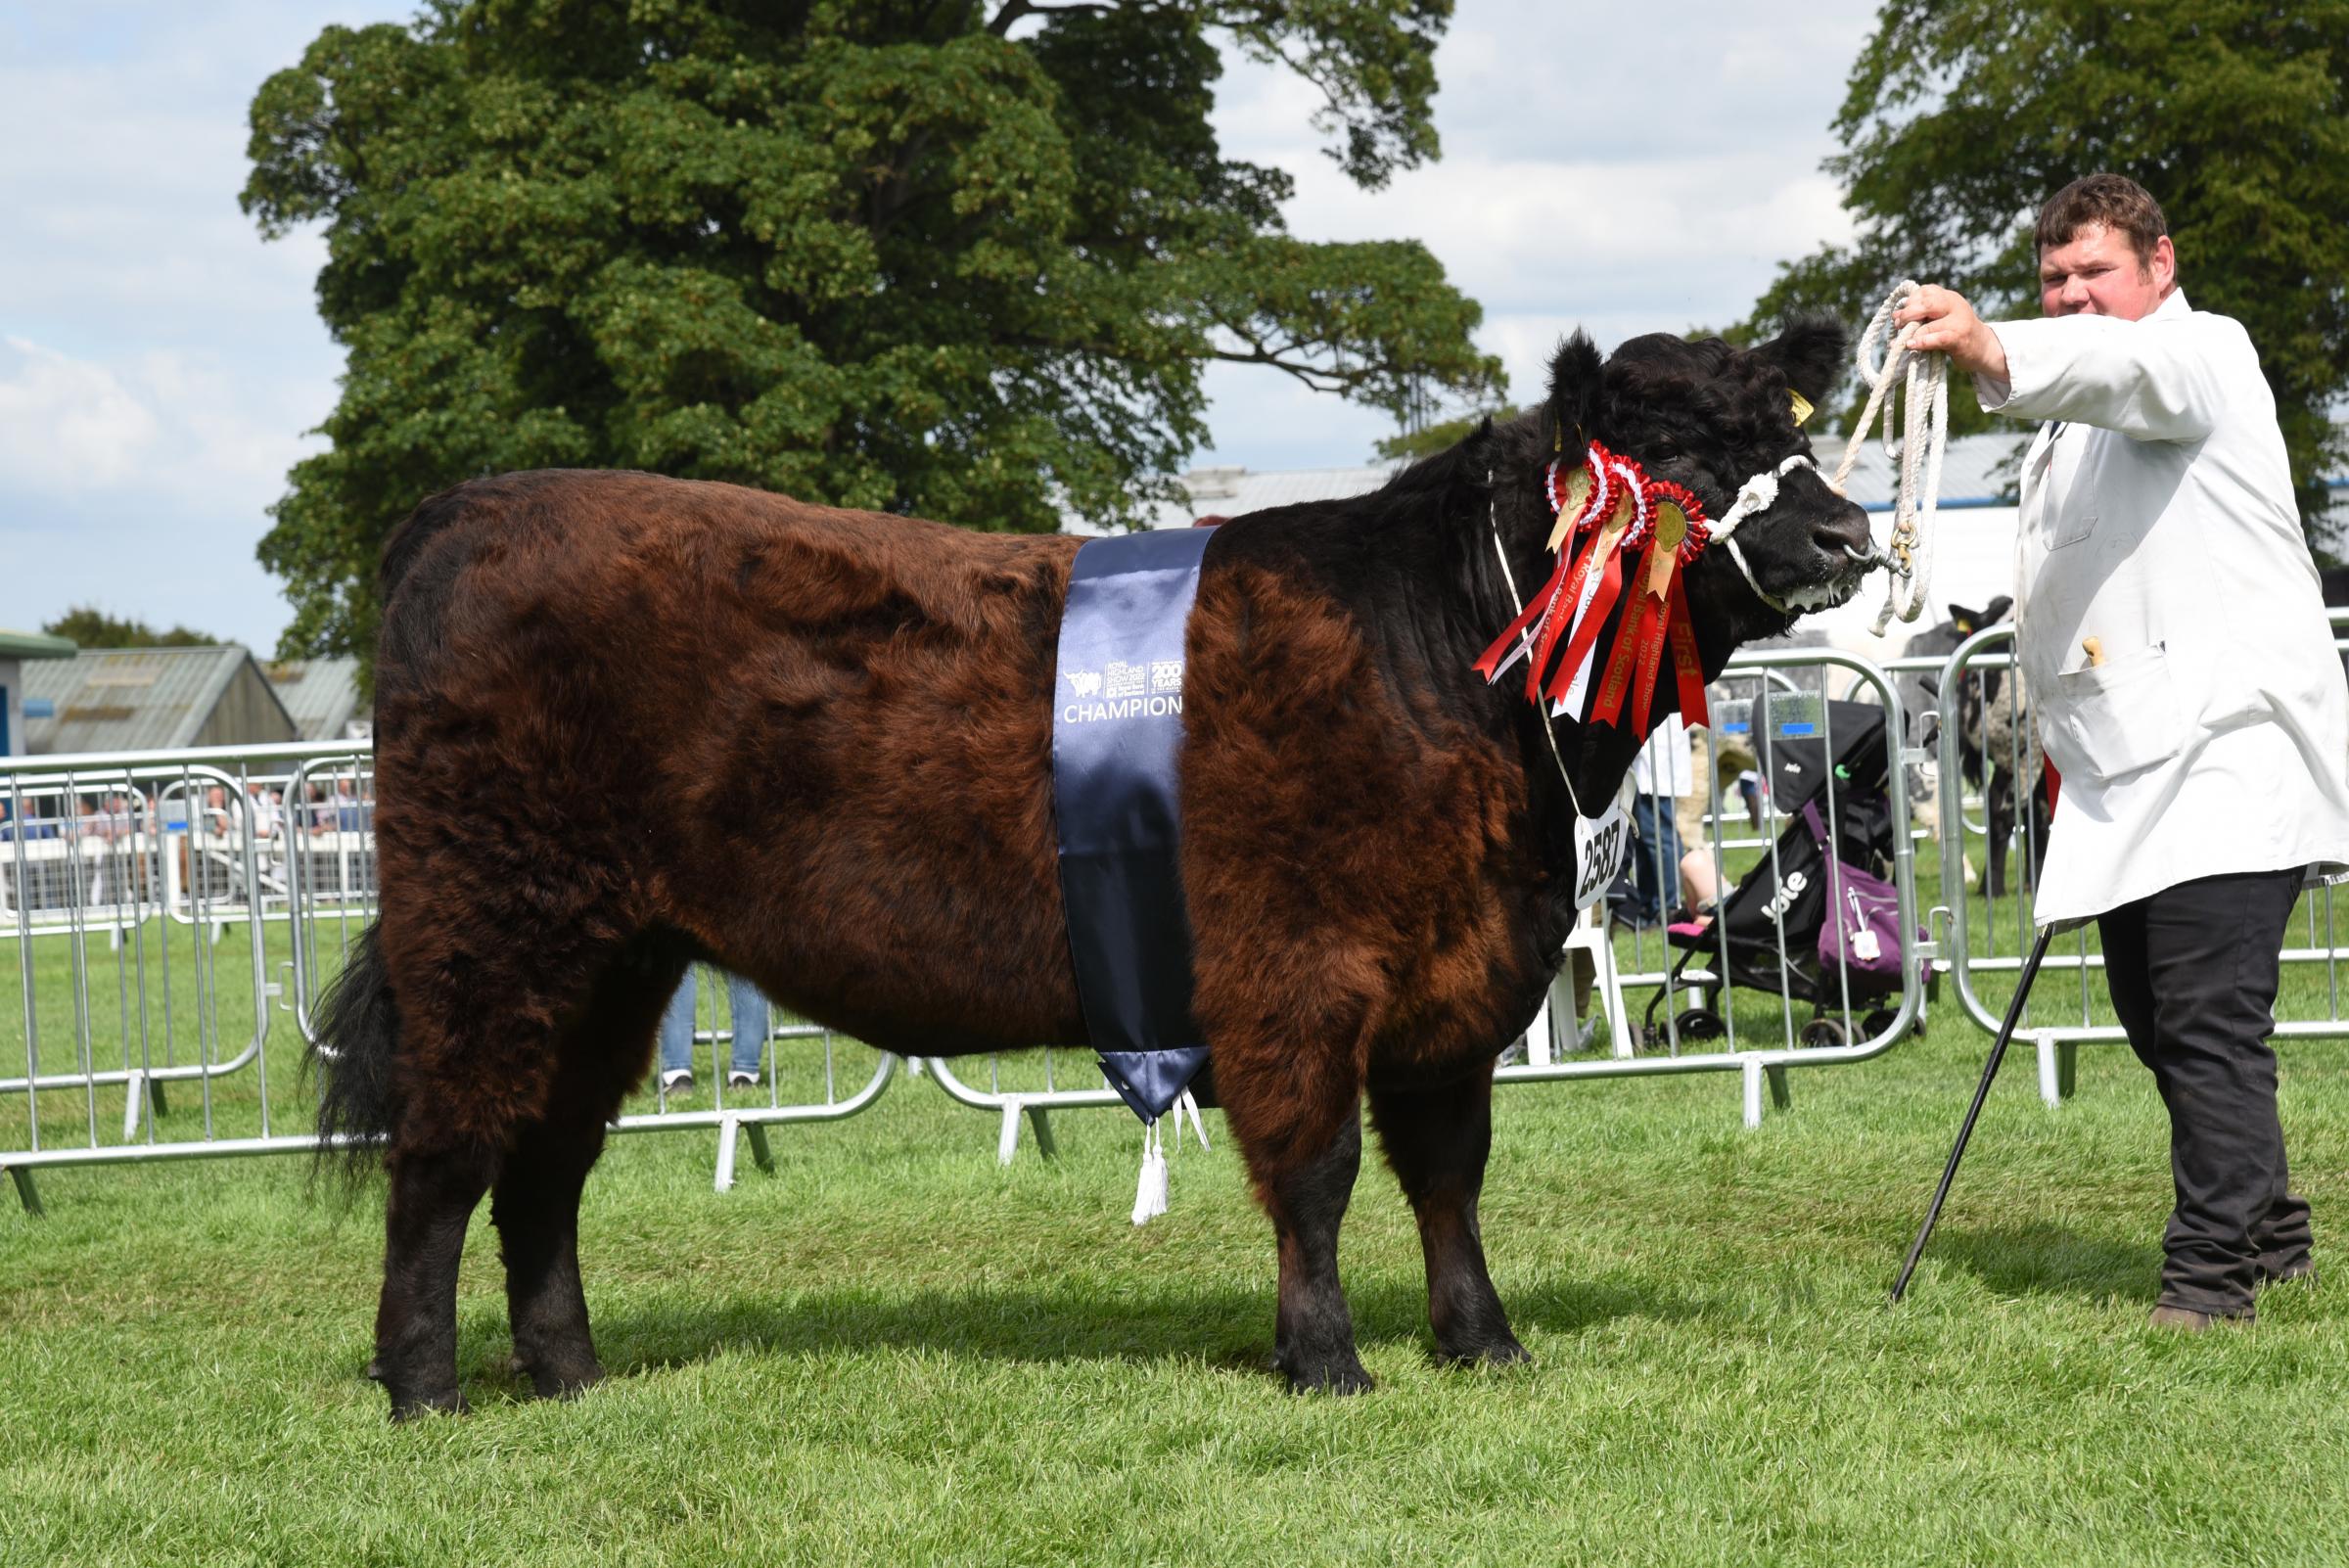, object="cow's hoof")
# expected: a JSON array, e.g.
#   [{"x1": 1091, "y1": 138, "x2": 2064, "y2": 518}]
[
  {"x1": 513, "y1": 1351, "x2": 606, "y2": 1401},
  {"x1": 387, "y1": 1387, "x2": 471, "y2": 1422},
  {"x1": 1439, "y1": 1334, "x2": 1532, "y2": 1370},
  {"x1": 1280, "y1": 1353, "x2": 1374, "y2": 1395}
]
